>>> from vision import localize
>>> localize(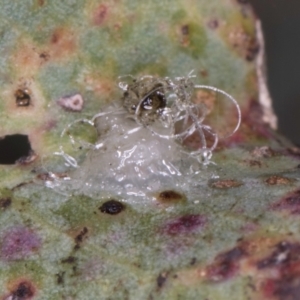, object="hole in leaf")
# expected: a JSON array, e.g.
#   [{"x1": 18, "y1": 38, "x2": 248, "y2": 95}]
[{"x1": 0, "y1": 134, "x2": 32, "y2": 165}]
